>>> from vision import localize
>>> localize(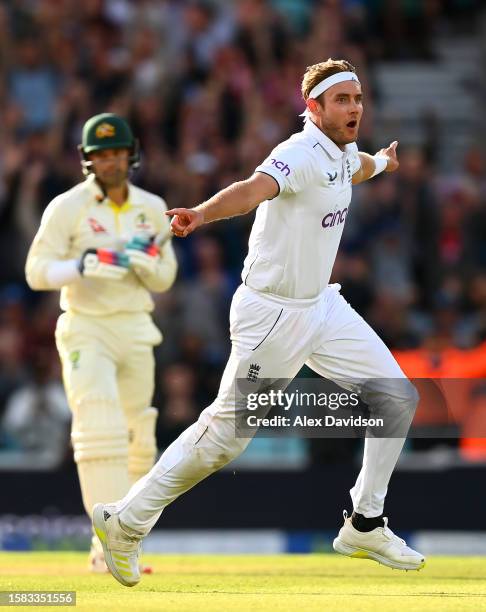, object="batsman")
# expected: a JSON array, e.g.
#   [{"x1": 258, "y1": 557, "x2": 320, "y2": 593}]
[{"x1": 25, "y1": 113, "x2": 177, "y2": 572}]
